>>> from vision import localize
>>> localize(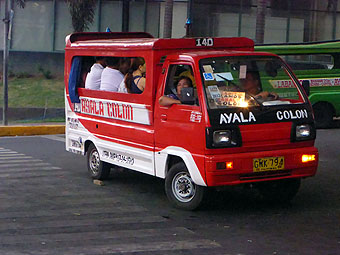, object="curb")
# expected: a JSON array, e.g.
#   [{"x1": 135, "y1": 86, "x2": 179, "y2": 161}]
[{"x1": 0, "y1": 125, "x2": 65, "y2": 137}]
